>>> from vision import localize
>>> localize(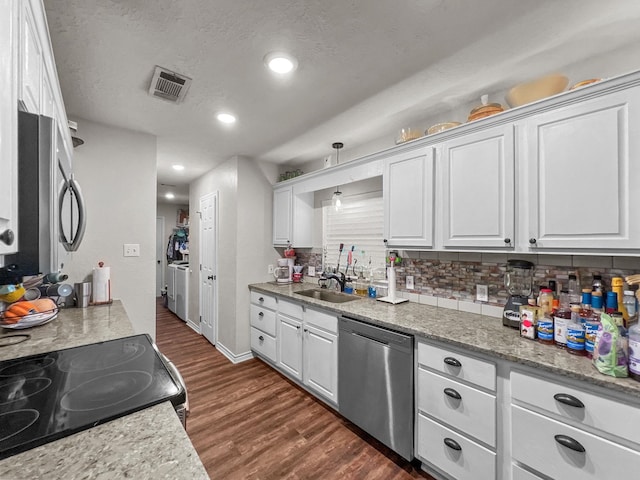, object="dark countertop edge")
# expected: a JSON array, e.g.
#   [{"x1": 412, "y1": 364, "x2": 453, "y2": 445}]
[{"x1": 249, "y1": 283, "x2": 640, "y2": 398}]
